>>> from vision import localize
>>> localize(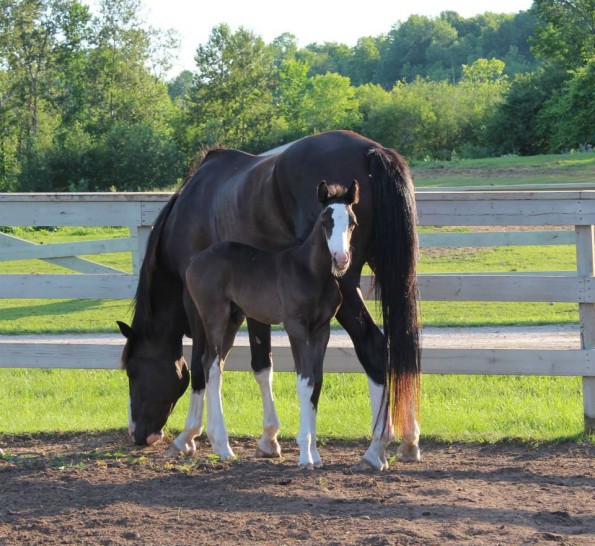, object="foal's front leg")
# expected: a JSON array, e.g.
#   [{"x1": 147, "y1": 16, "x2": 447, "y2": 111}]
[
  {"x1": 296, "y1": 375, "x2": 323, "y2": 469},
  {"x1": 288, "y1": 322, "x2": 327, "y2": 469}
]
